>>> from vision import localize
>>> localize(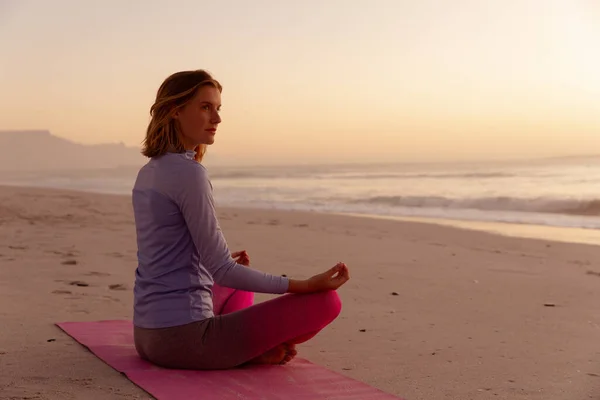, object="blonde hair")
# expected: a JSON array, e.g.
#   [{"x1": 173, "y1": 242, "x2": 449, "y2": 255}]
[{"x1": 142, "y1": 70, "x2": 223, "y2": 162}]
